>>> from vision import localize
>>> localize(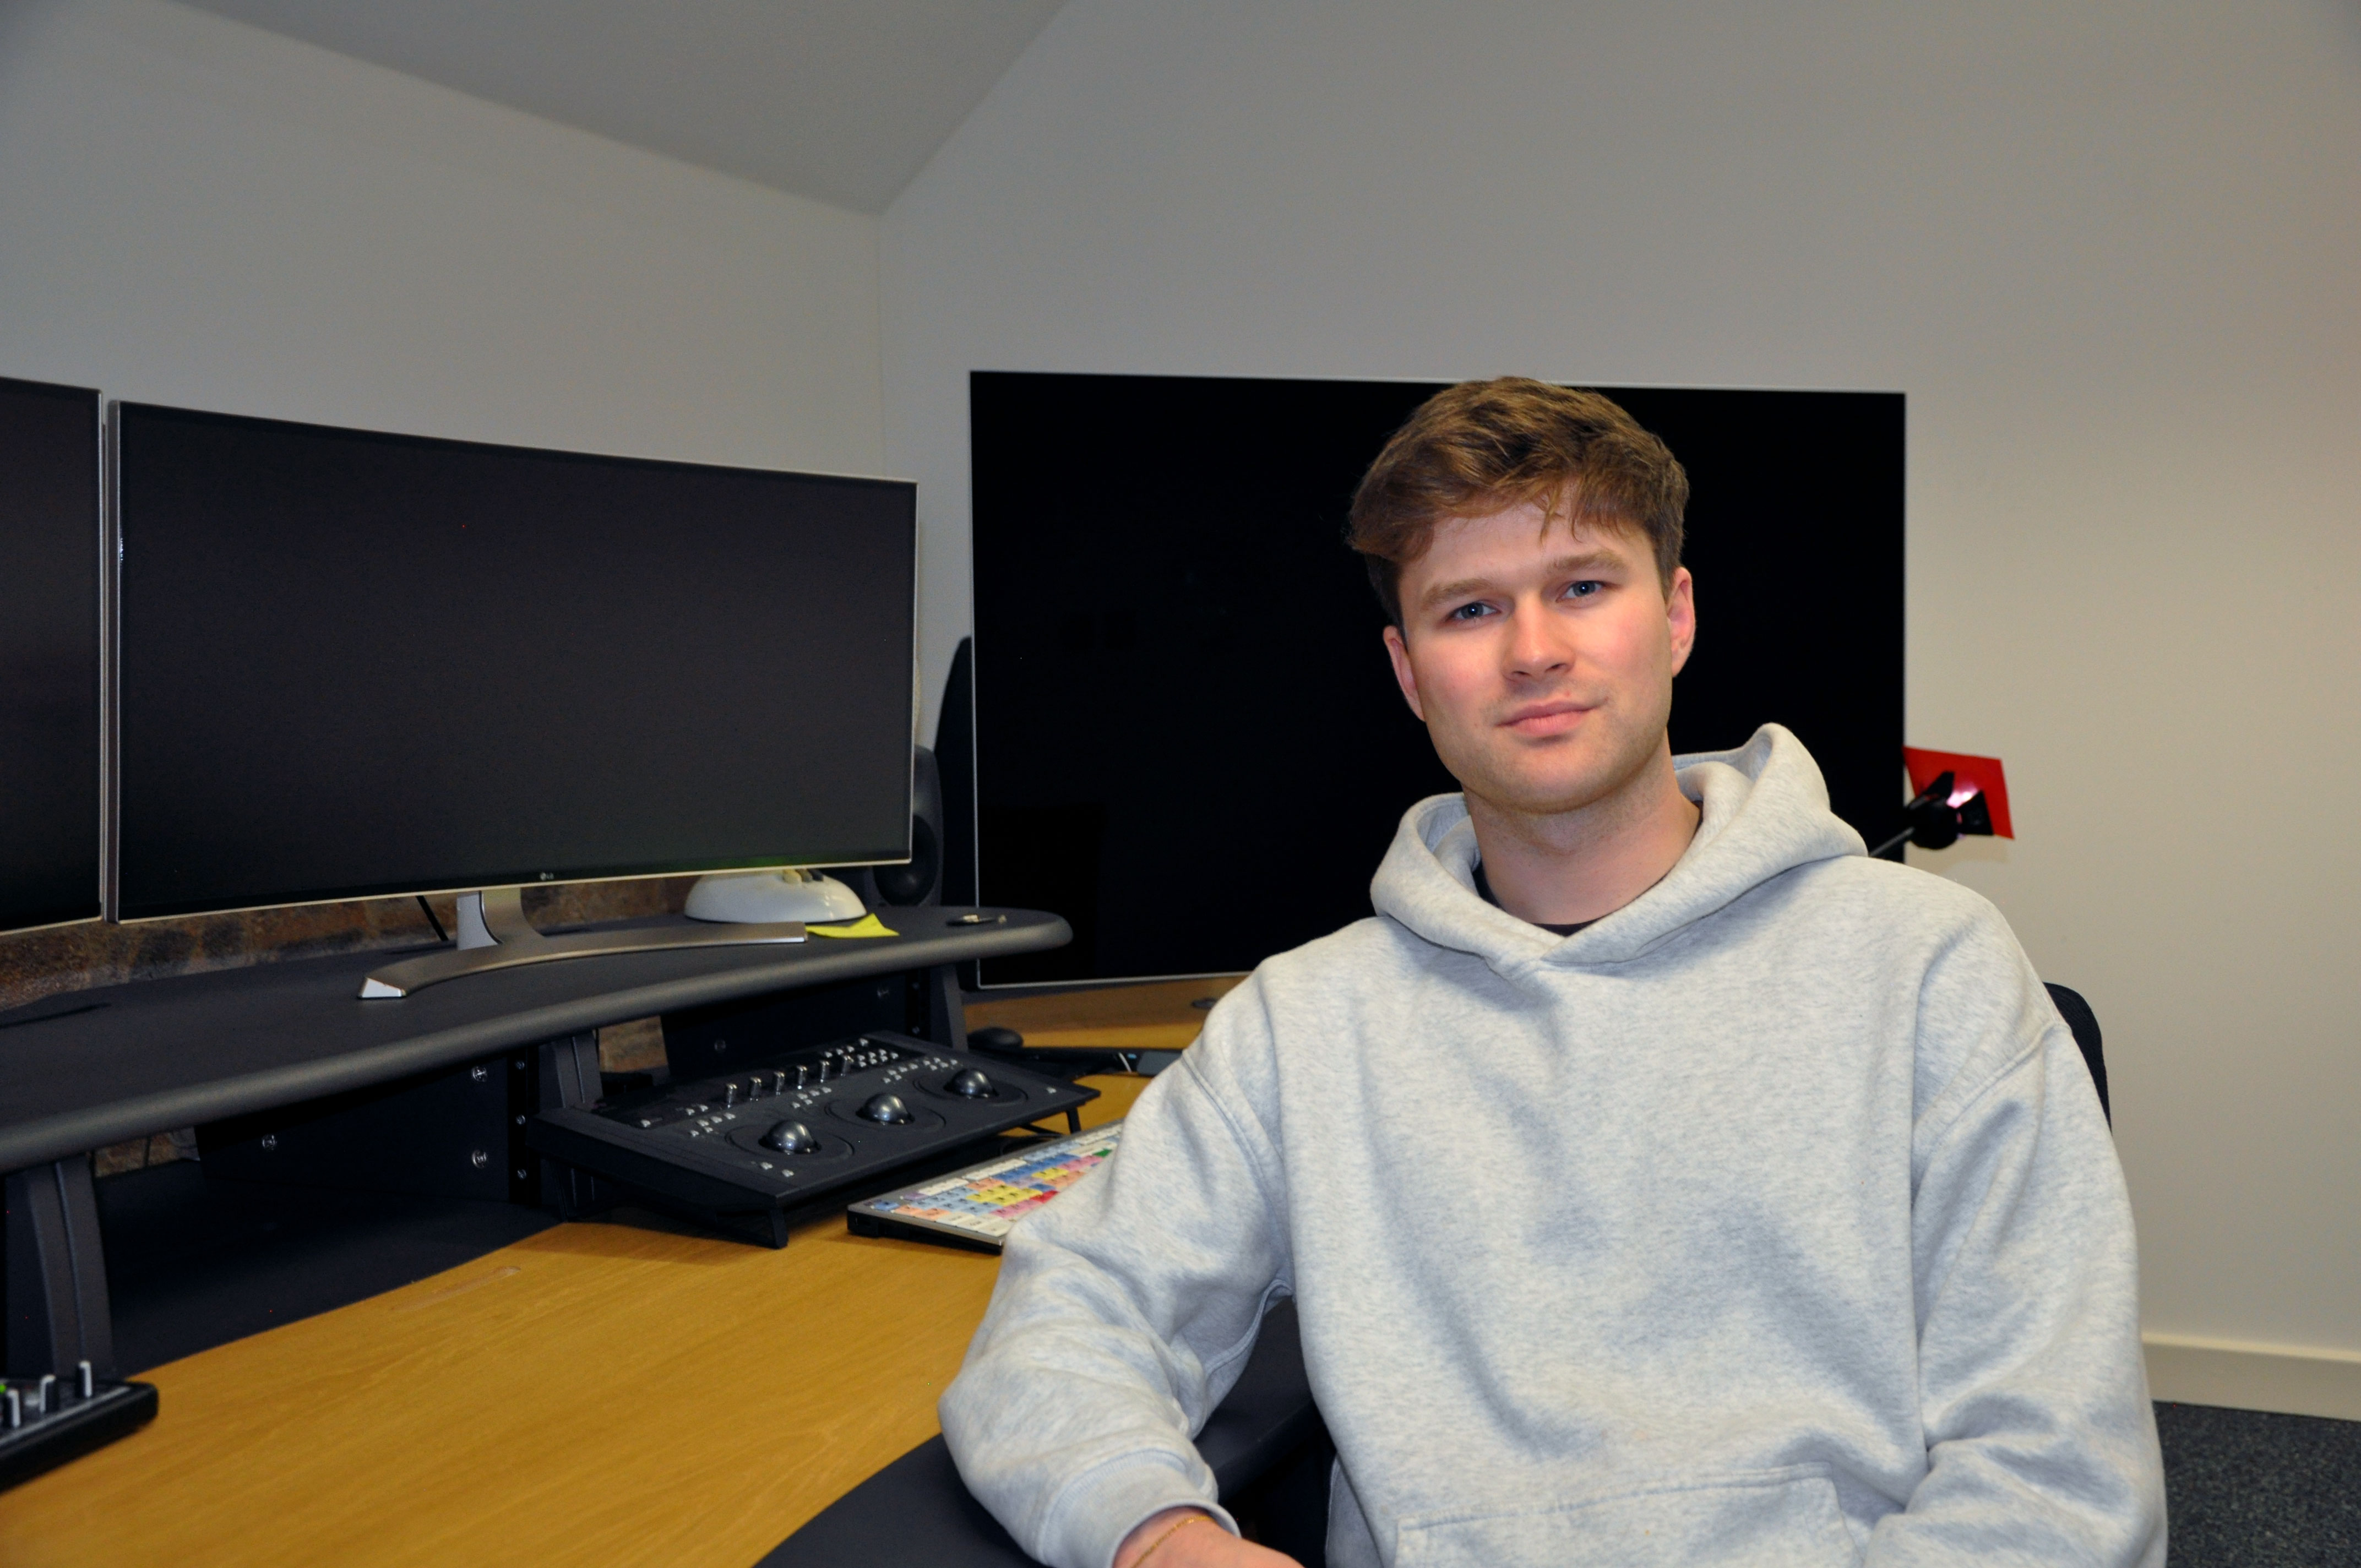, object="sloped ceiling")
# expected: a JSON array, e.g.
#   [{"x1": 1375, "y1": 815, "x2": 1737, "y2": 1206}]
[{"x1": 177, "y1": 0, "x2": 1068, "y2": 213}]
